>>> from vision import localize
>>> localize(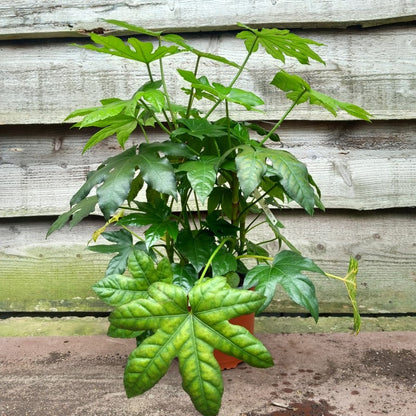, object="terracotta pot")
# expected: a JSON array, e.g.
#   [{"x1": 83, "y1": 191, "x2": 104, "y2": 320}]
[{"x1": 214, "y1": 312, "x2": 255, "y2": 370}]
